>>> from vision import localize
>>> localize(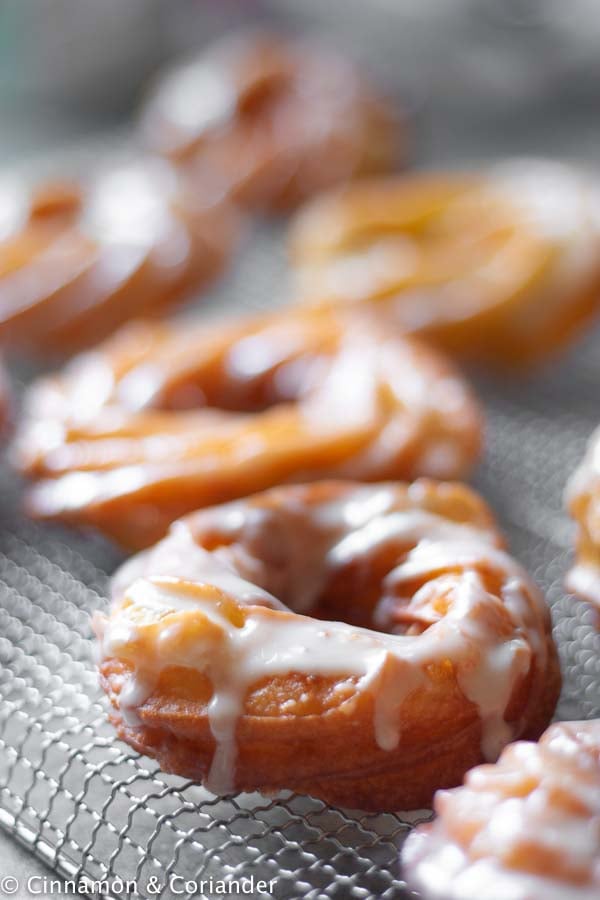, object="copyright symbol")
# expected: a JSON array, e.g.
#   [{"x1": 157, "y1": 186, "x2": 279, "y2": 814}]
[{"x1": 0, "y1": 877, "x2": 18, "y2": 895}]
